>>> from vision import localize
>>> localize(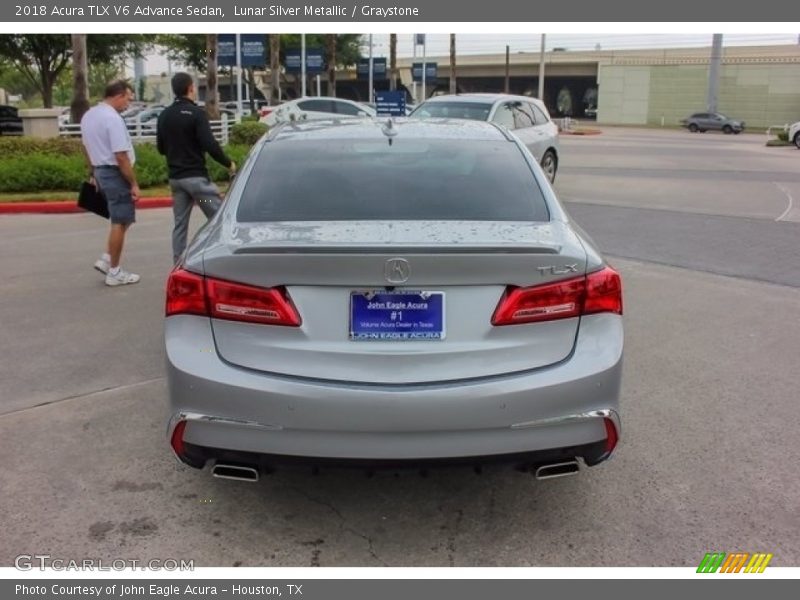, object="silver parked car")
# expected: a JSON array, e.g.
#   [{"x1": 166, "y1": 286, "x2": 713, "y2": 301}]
[
  {"x1": 165, "y1": 118, "x2": 623, "y2": 481},
  {"x1": 410, "y1": 94, "x2": 560, "y2": 183},
  {"x1": 681, "y1": 112, "x2": 745, "y2": 134}
]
